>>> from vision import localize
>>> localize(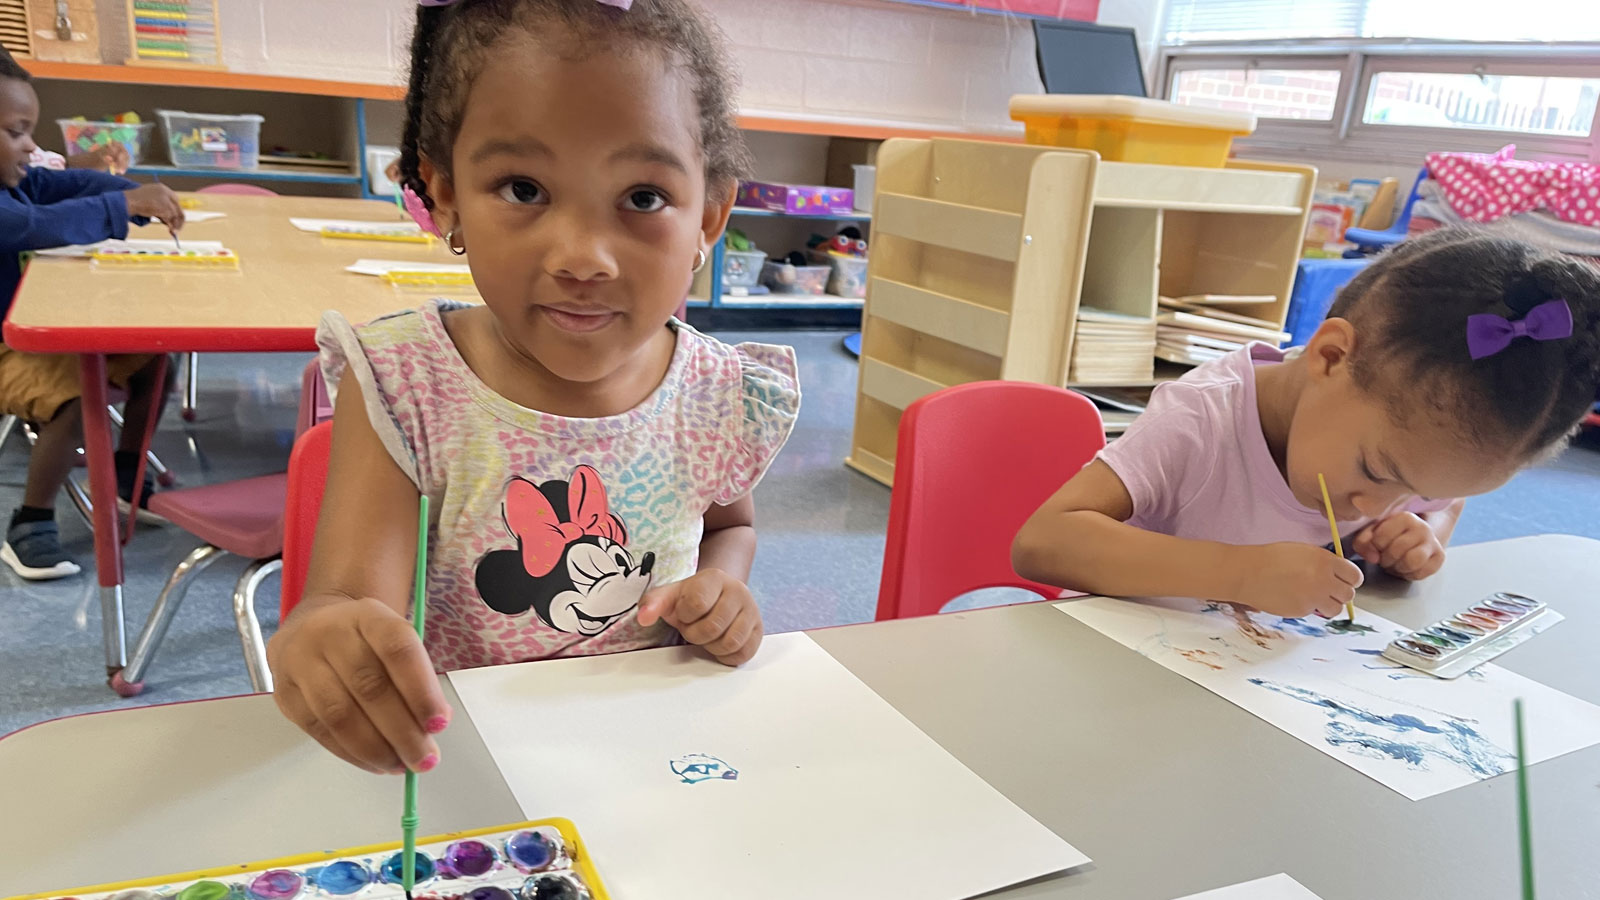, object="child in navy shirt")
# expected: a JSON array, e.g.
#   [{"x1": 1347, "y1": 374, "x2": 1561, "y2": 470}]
[{"x1": 1, "y1": 47, "x2": 185, "y2": 579}]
